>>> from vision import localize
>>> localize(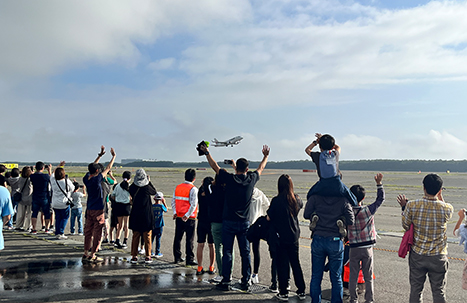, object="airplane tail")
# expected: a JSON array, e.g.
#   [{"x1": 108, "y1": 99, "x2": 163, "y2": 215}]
[{"x1": 213, "y1": 138, "x2": 218, "y2": 143}]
